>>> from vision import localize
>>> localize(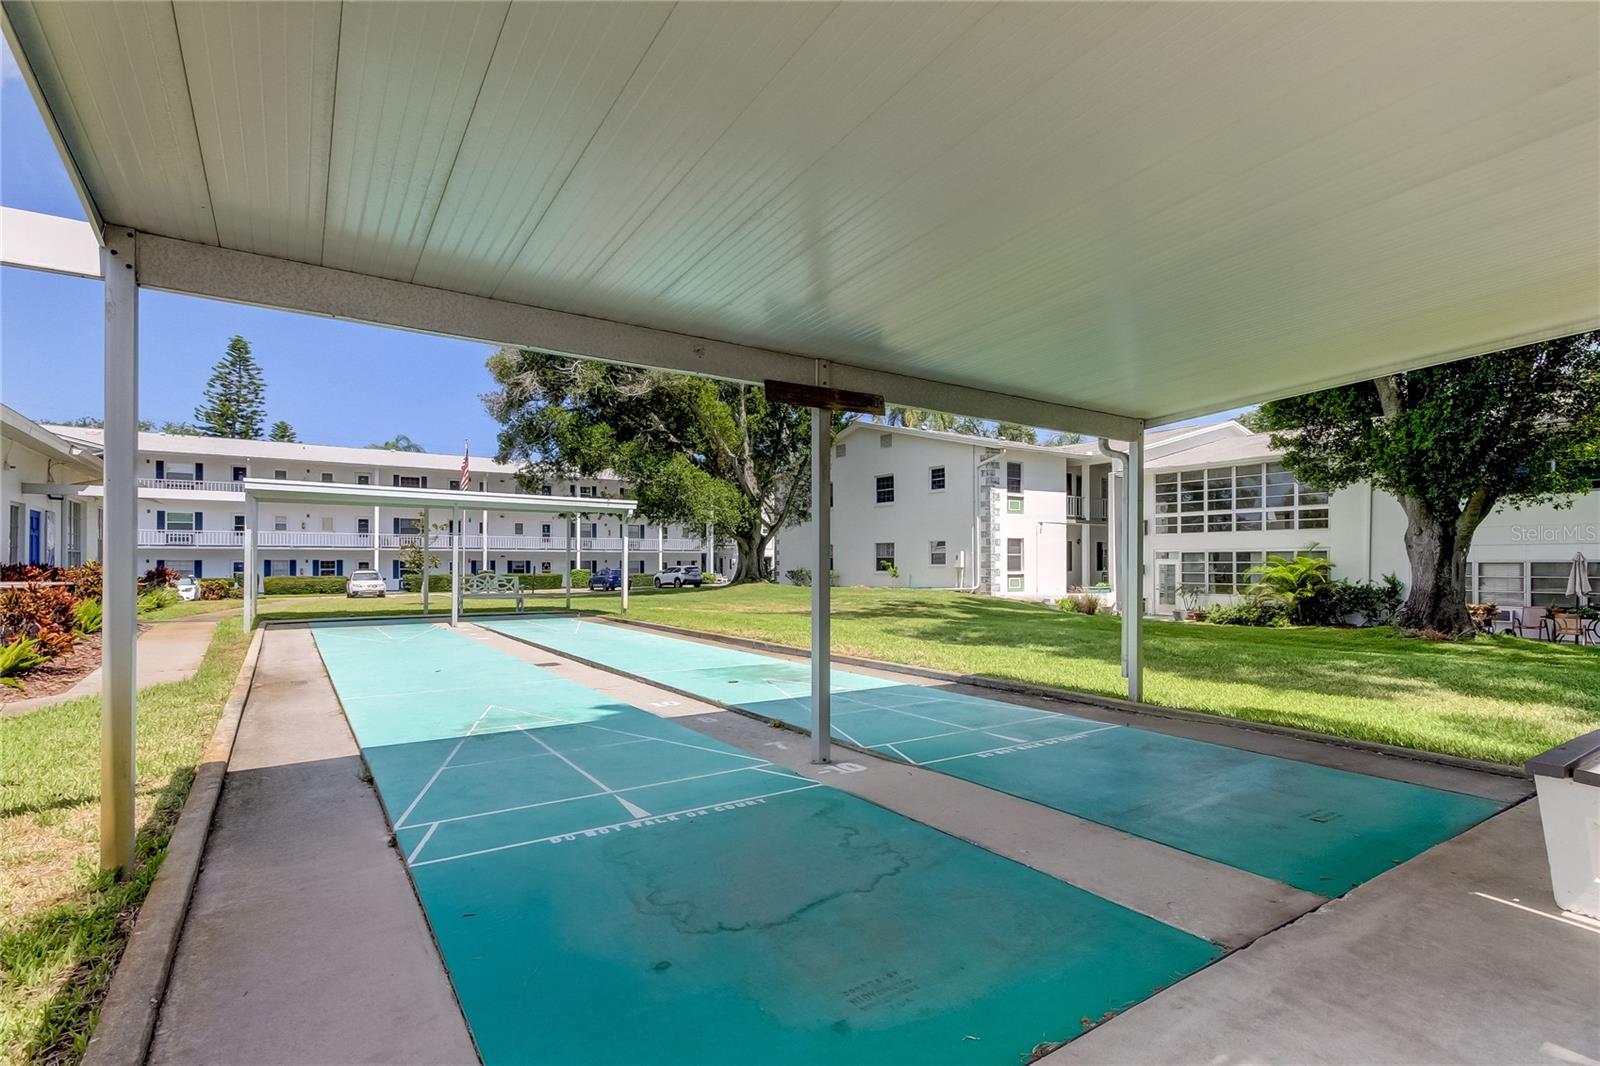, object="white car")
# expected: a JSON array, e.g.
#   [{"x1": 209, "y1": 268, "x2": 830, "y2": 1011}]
[
  {"x1": 174, "y1": 576, "x2": 201, "y2": 601},
  {"x1": 652, "y1": 565, "x2": 703, "y2": 589},
  {"x1": 346, "y1": 569, "x2": 387, "y2": 598}
]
